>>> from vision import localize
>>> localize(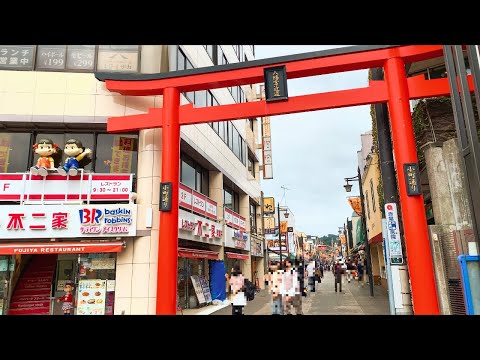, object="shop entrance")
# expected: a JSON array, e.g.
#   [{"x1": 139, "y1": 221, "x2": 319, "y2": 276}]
[{"x1": 7, "y1": 253, "x2": 117, "y2": 315}]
